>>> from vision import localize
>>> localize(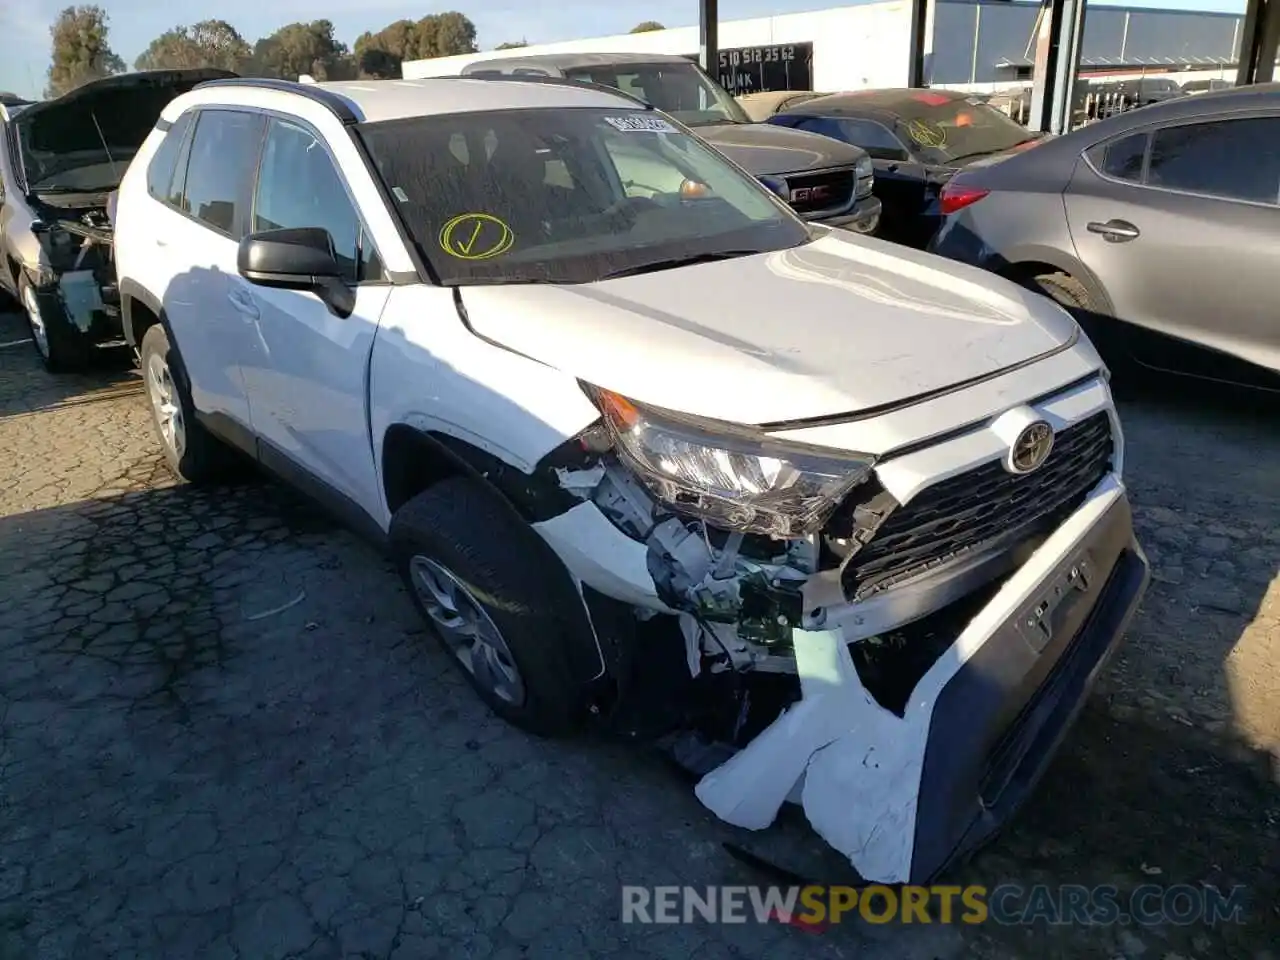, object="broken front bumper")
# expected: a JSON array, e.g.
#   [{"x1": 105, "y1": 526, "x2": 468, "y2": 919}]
[{"x1": 695, "y1": 473, "x2": 1148, "y2": 884}]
